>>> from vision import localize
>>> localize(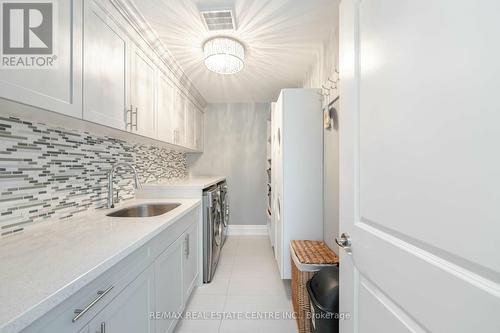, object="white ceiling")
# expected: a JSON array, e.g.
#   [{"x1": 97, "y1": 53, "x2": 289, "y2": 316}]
[{"x1": 131, "y1": 0, "x2": 338, "y2": 103}]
